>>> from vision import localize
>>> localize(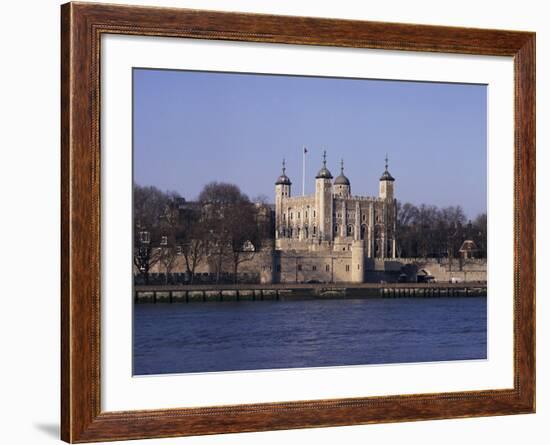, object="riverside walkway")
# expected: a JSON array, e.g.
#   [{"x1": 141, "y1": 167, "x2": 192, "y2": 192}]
[{"x1": 134, "y1": 282, "x2": 487, "y2": 303}]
